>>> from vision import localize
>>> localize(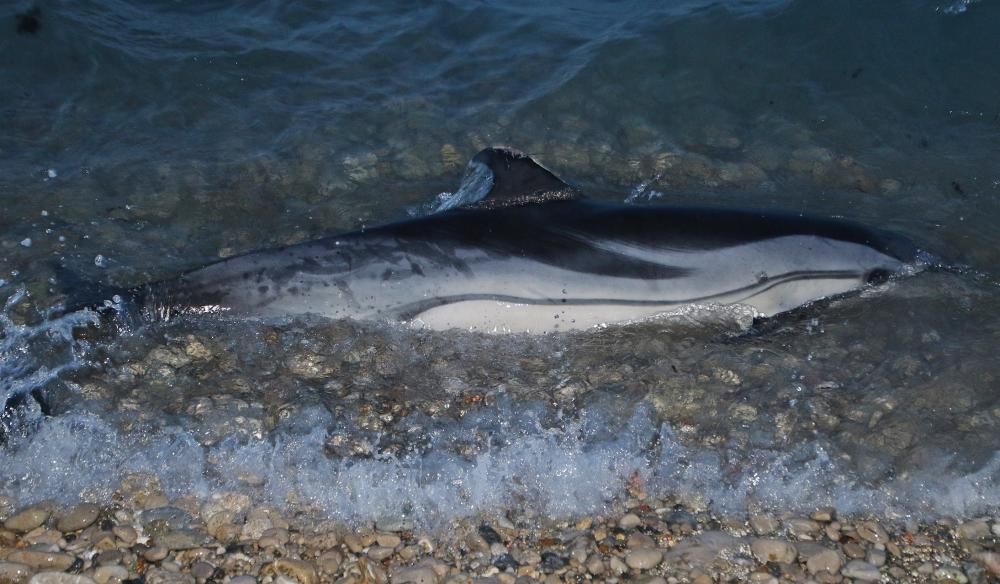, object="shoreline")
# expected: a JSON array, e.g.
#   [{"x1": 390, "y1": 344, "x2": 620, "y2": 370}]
[{"x1": 1, "y1": 483, "x2": 997, "y2": 584}]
